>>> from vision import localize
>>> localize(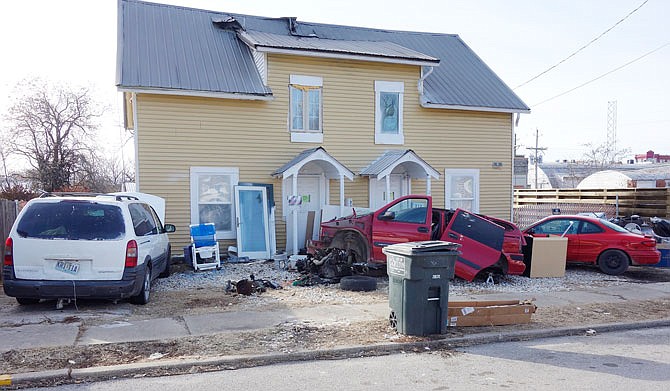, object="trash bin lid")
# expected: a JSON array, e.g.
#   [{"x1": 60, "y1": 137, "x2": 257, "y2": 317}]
[{"x1": 383, "y1": 240, "x2": 460, "y2": 256}]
